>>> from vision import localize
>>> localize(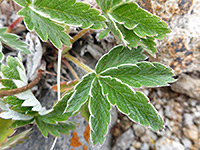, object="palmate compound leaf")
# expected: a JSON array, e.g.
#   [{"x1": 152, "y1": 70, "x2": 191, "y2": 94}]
[
  {"x1": 63, "y1": 45, "x2": 174, "y2": 144},
  {"x1": 98, "y1": 76, "x2": 164, "y2": 131},
  {"x1": 0, "y1": 28, "x2": 30, "y2": 54},
  {"x1": 100, "y1": 62, "x2": 175, "y2": 88},
  {"x1": 89, "y1": 78, "x2": 111, "y2": 145}
]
